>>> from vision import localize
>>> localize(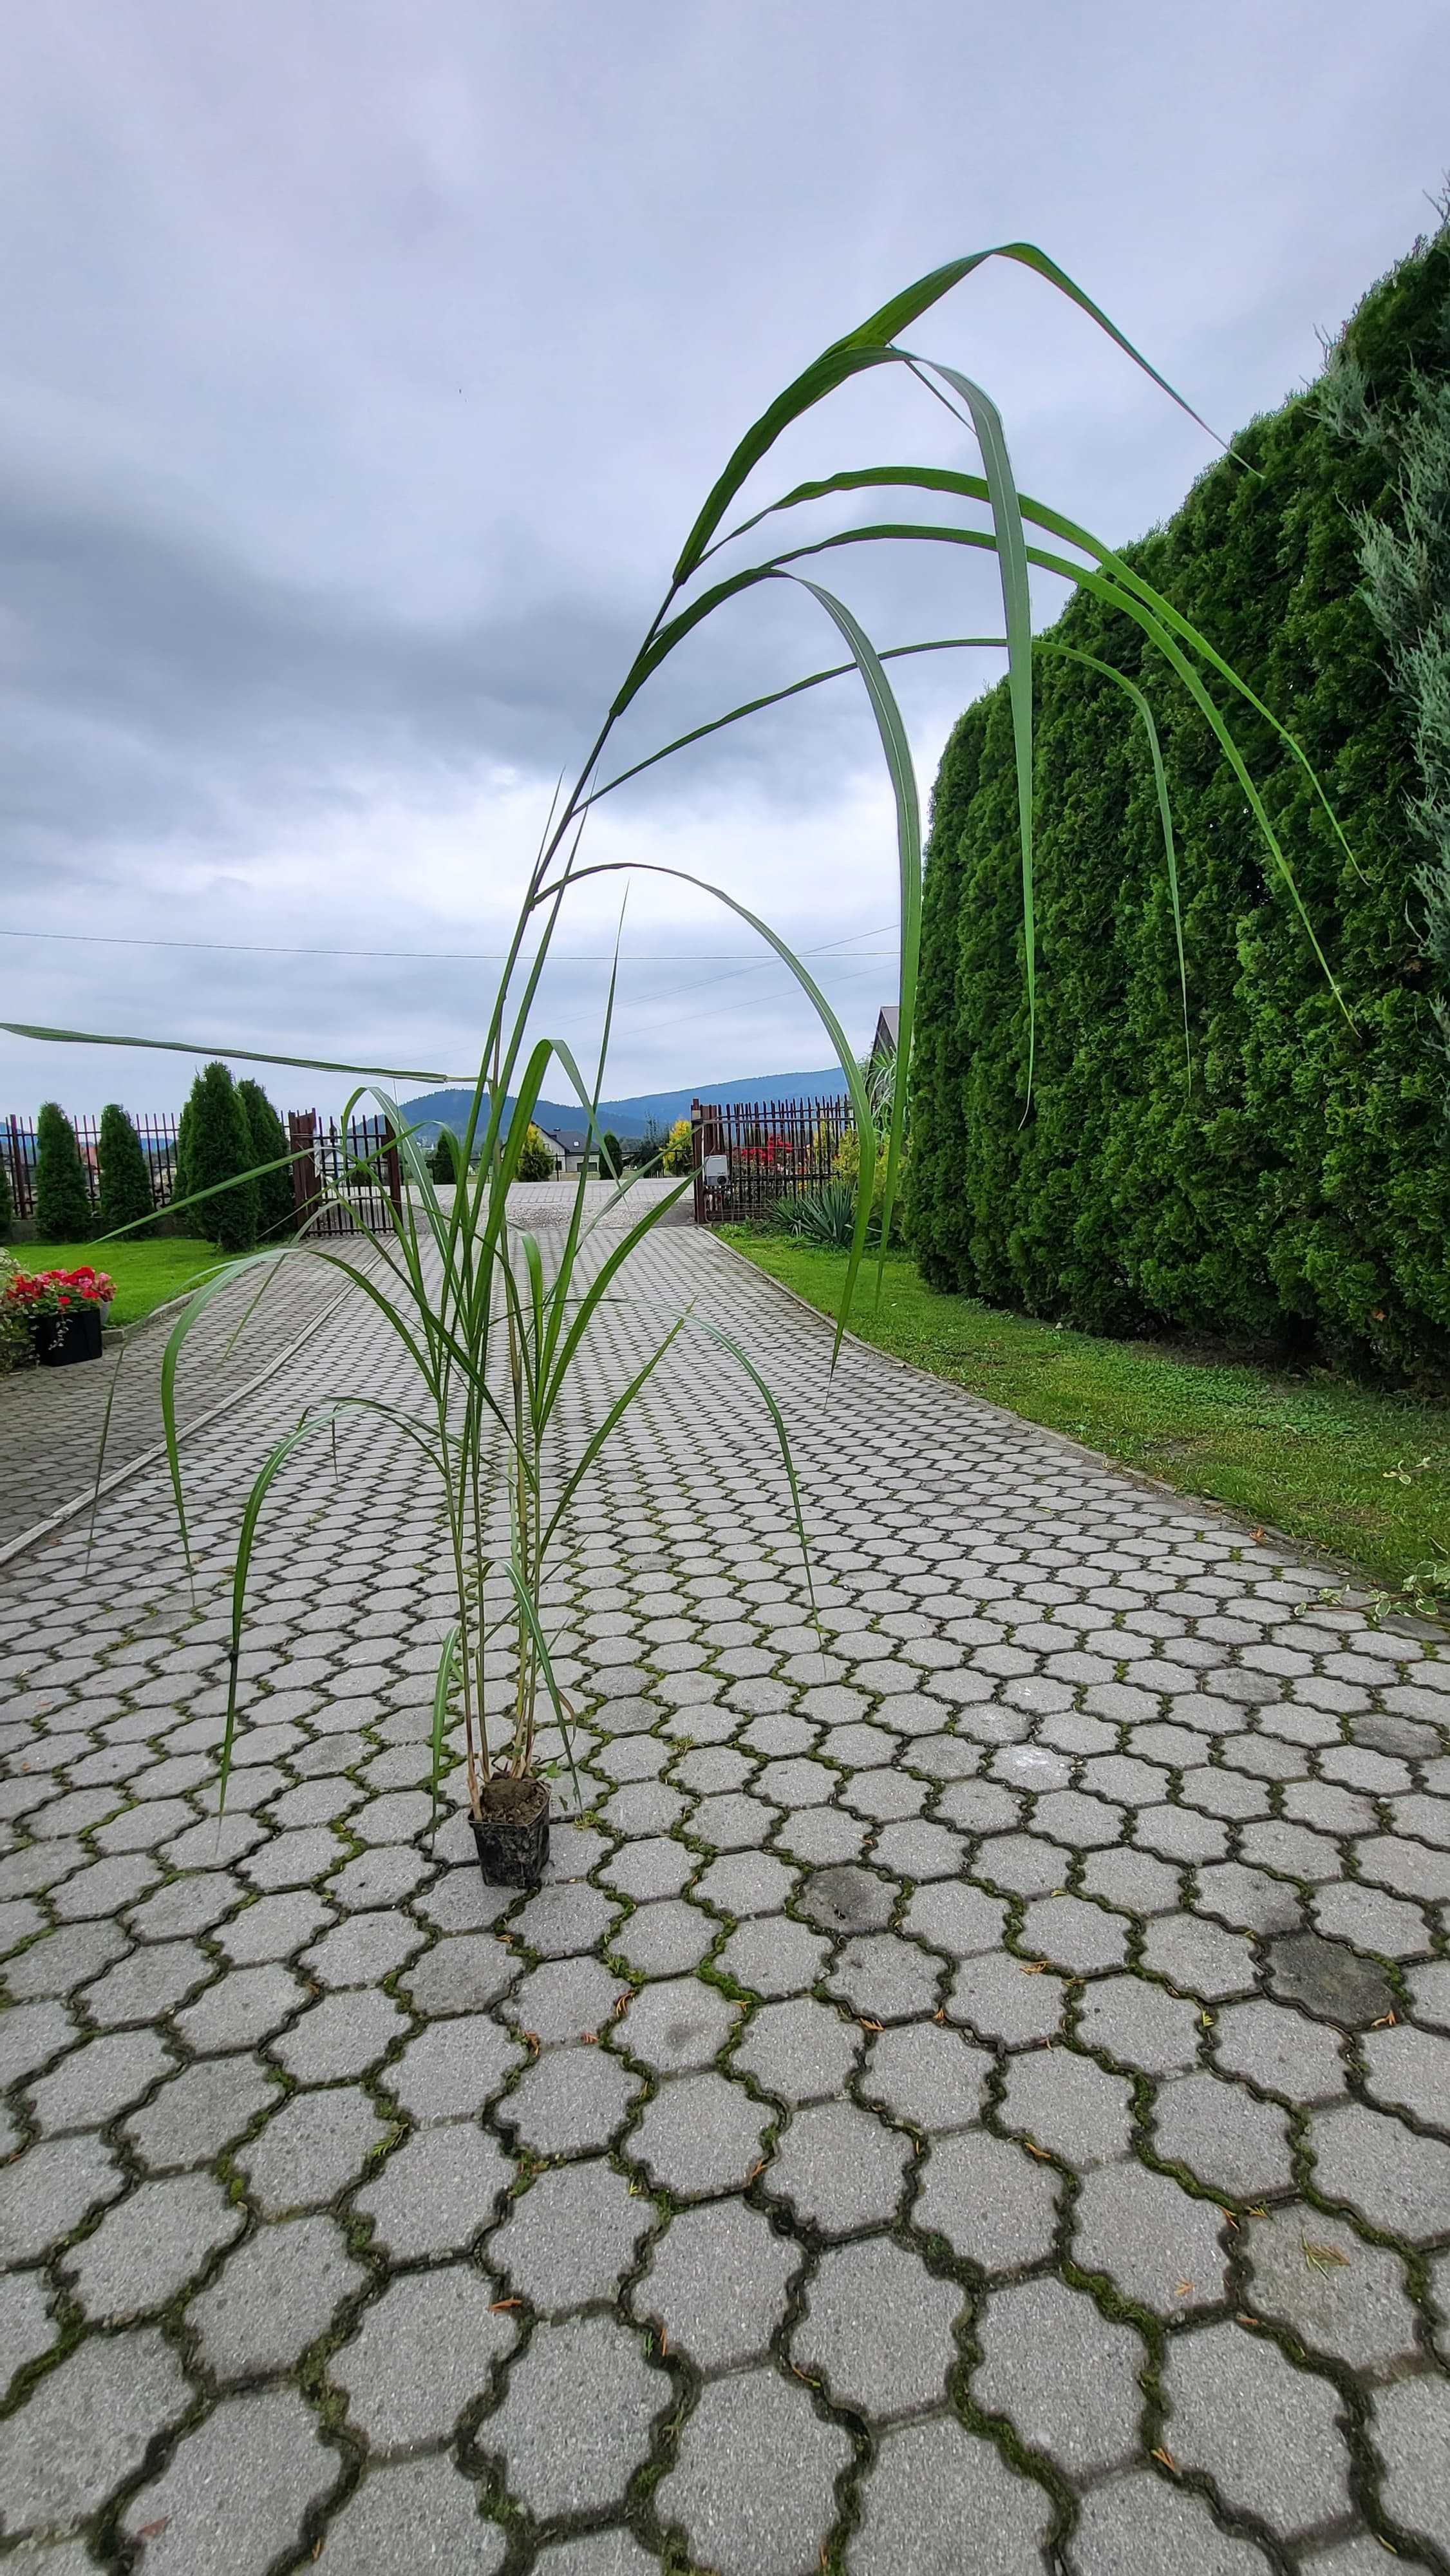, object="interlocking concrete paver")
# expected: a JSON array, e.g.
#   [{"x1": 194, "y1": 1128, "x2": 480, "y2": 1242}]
[
  {"x1": 656, "y1": 2365, "x2": 851, "y2": 2576},
  {"x1": 765, "y1": 2098, "x2": 909, "y2": 2231},
  {"x1": 0, "y1": 2128, "x2": 124, "y2": 2260},
  {"x1": 62, "y1": 2168, "x2": 245, "y2": 2320},
  {"x1": 332, "y1": 2266, "x2": 515, "y2": 2448},
  {"x1": 1001, "y1": 2048, "x2": 1133, "y2": 2167},
  {"x1": 0, "y1": 2325, "x2": 190, "y2": 2533},
  {"x1": 849, "y1": 2416, "x2": 1050, "y2": 2574},
  {"x1": 491, "y1": 2157, "x2": 652, "y2": 2313},
  {"x1": 482, "y1": 2311, "x2": 662, "y2": 2518},
  {"x1": 189, "y1": 2211, "x2": 366, "y2": 2376},
  {"x1": 1371, "y1": 2372, "x2": 1450, "y2": 2558},
  {"x1": 534, "y1": 2534, "x2": 659, "y2": 2574},
  {"x1": 1068, "y1": 2470, "x2": 1275, "y2": 2573},
  {"x1": 1, "y1": 1193, "x2": 1446, "y2": 2564},
  {"x1": 973, "y1": 2274, "x2": 1144, "y2": 2478},
  {"x1": 236, "y1": 2082, "x2": 388, "y2": 2214},
  {"x1": 121, "y1": 2387, "x2": 338, "y2": 2573},
  {"x1": 319, "y1": 2457, "x2": 505, "y2": 2571},
  {"x1": 0, "y1": 2268, "x2": 60, "y2": 2387},
  {"x1": 1242, "y1": 2205, "x2": 1418, "y2": 2373},
  {"x1": 793, "y1": 2235, "x2": 961, "y2": 2416},
  {"x1": 1074, "y1": 2157, "x2": 1229, "y2": 2313},
  {"x1": 631, "y1": 2068, "x2": 767, "y2": 2195},
  {"x1": 635, "y1": 2196, "x2": 798, "y2": 2368},
  {"x1": 353, "y1": 2119, "x2": 513, "y2": 2257},
  {"x1": 1165, "y1": 2320, "x2": 1352, "y2": 2537}
]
